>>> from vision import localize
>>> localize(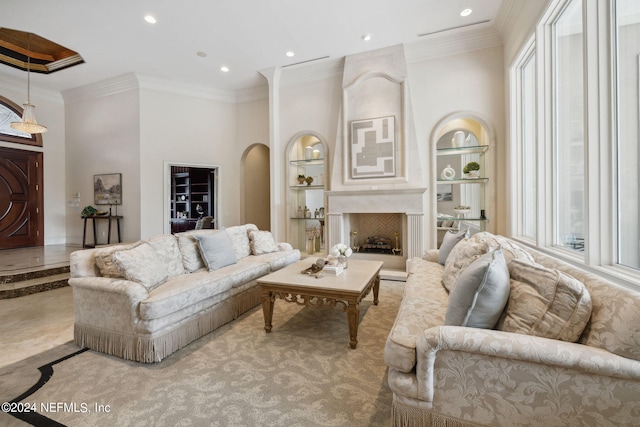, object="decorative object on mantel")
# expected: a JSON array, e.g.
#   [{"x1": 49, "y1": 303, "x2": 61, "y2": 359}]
[
  {"x1": 440, "y1": 165, "x2": 456, "y2": 180},
  {"x1": 297, "y1": 174, "x2": 306, "y2": 184},
  {"x1": 305, "y1": 176, "x2": 314, "y2": 186},
  {"x1": 463, "y1": 161, "x2": 480, "y2": 179},
  {"x1": 330, "y1": 243, "x2": 352, "y2": 269},
  {"x1": 10, "y1": 33, "x2": 47, "y2": 135}
]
